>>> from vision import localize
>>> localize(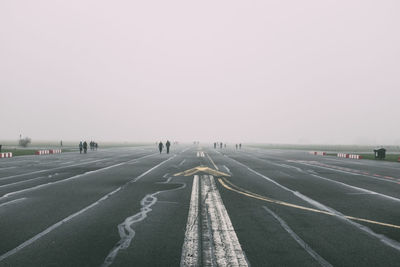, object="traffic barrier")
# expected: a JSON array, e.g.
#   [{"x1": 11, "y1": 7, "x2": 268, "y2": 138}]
[
  {"x1": 49, "y1": 149, "x2": 62, "y2": 154},
  {"x1": 337, "y1": 153, "x2": 362, "y2": 159},
  {"x1": 35, "y1": 150, "x2": 50, "y2": 155},
  {"x1": 310, "y1": 151, "x2": 326, "y2": 156},
  {"x1": 0, "y1": 152, "x2": 13, "y2": 158}
]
